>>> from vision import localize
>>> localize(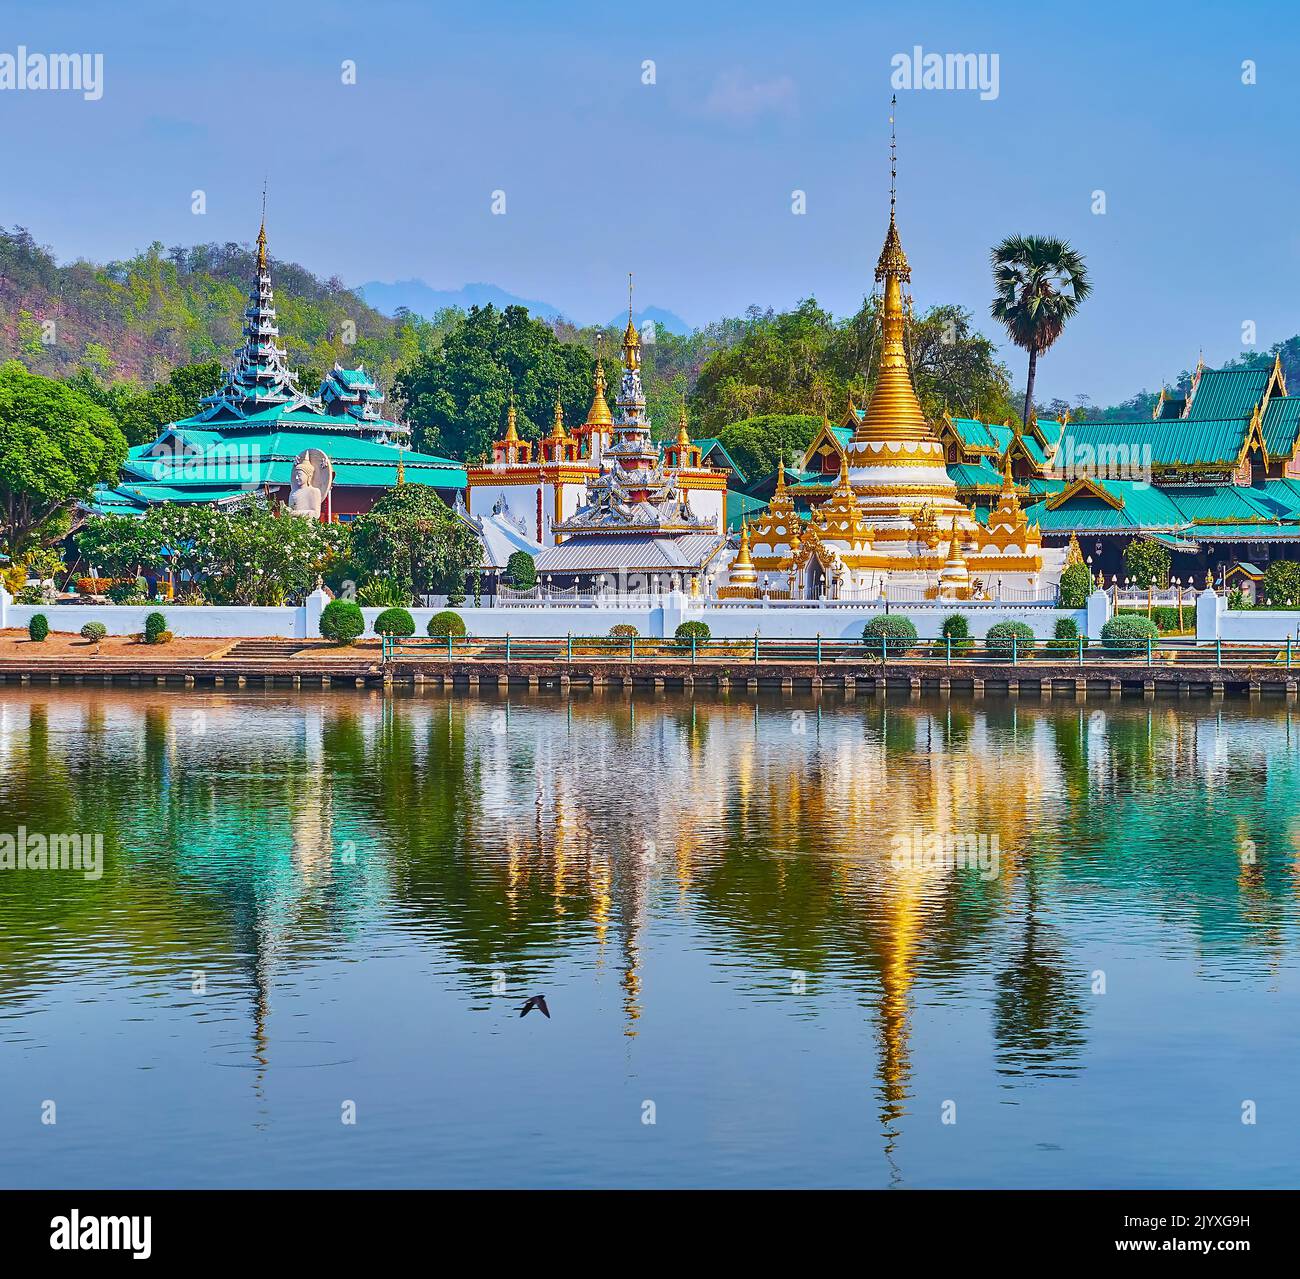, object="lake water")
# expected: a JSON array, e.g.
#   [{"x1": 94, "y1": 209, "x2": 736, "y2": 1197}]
[{"x1": 1, "y1": 686, "x2": 1298, "y2": 1189}]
